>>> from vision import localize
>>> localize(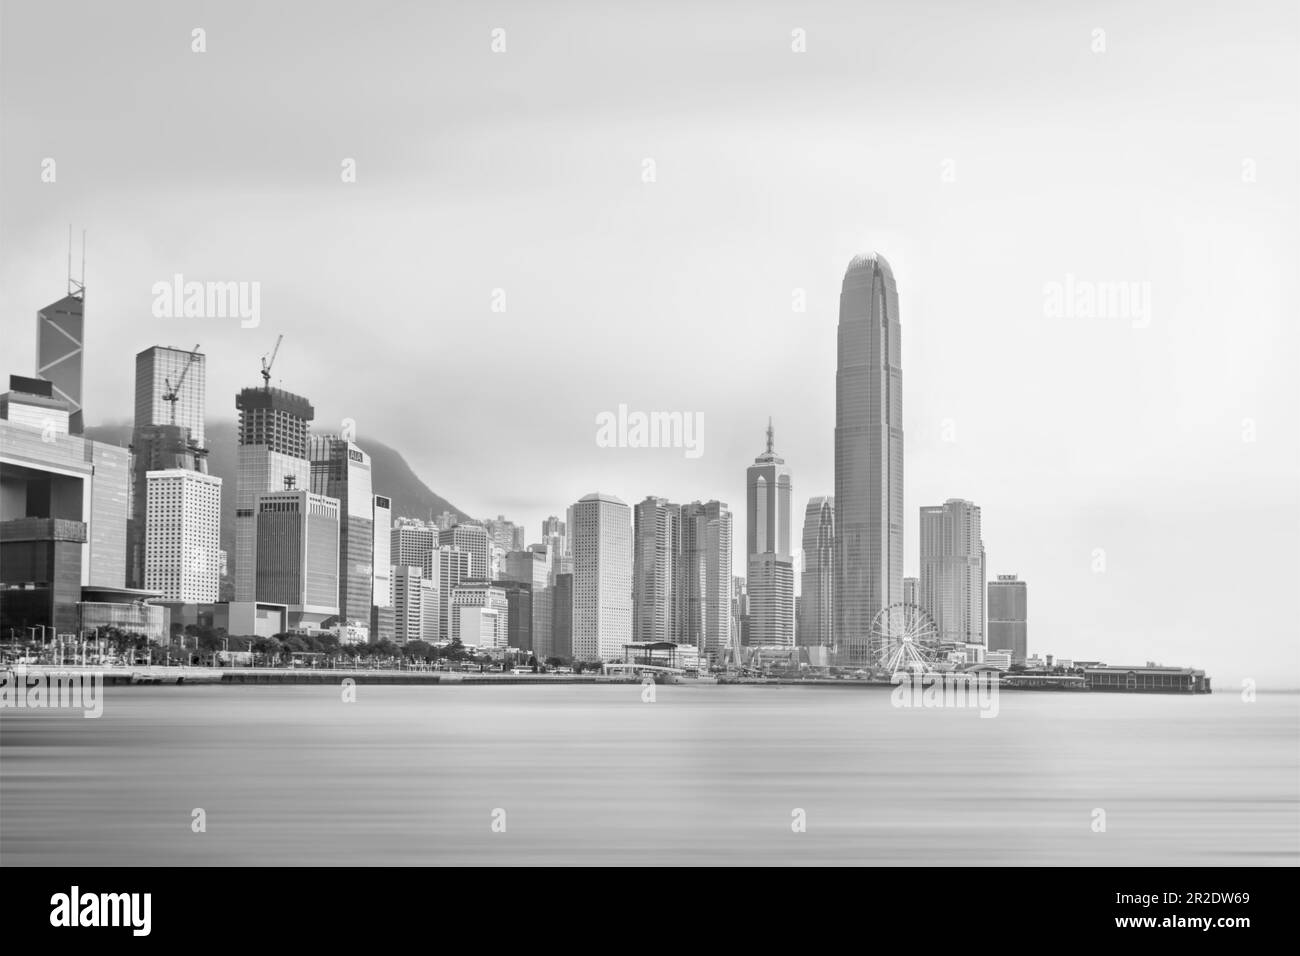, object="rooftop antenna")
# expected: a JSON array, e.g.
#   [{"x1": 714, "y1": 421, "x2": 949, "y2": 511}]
[
  {"x1": 766, "y1": 417, "x2": 774, "y2": 454},
  {"x1": 67, "y1": 226, "x2": 86, "y2": 298}
]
